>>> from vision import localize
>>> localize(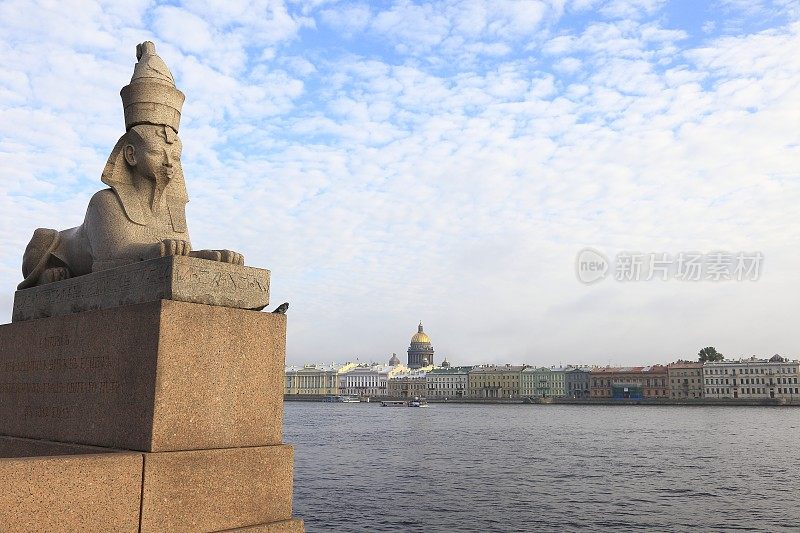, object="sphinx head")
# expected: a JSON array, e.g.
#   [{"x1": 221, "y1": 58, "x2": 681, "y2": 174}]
[
  {"x1": 100, "y1": 42, "x2": 188, "y2": 226},
  {"x1": 123, "y1": 124, "x2": 182, "y2": 185}
]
